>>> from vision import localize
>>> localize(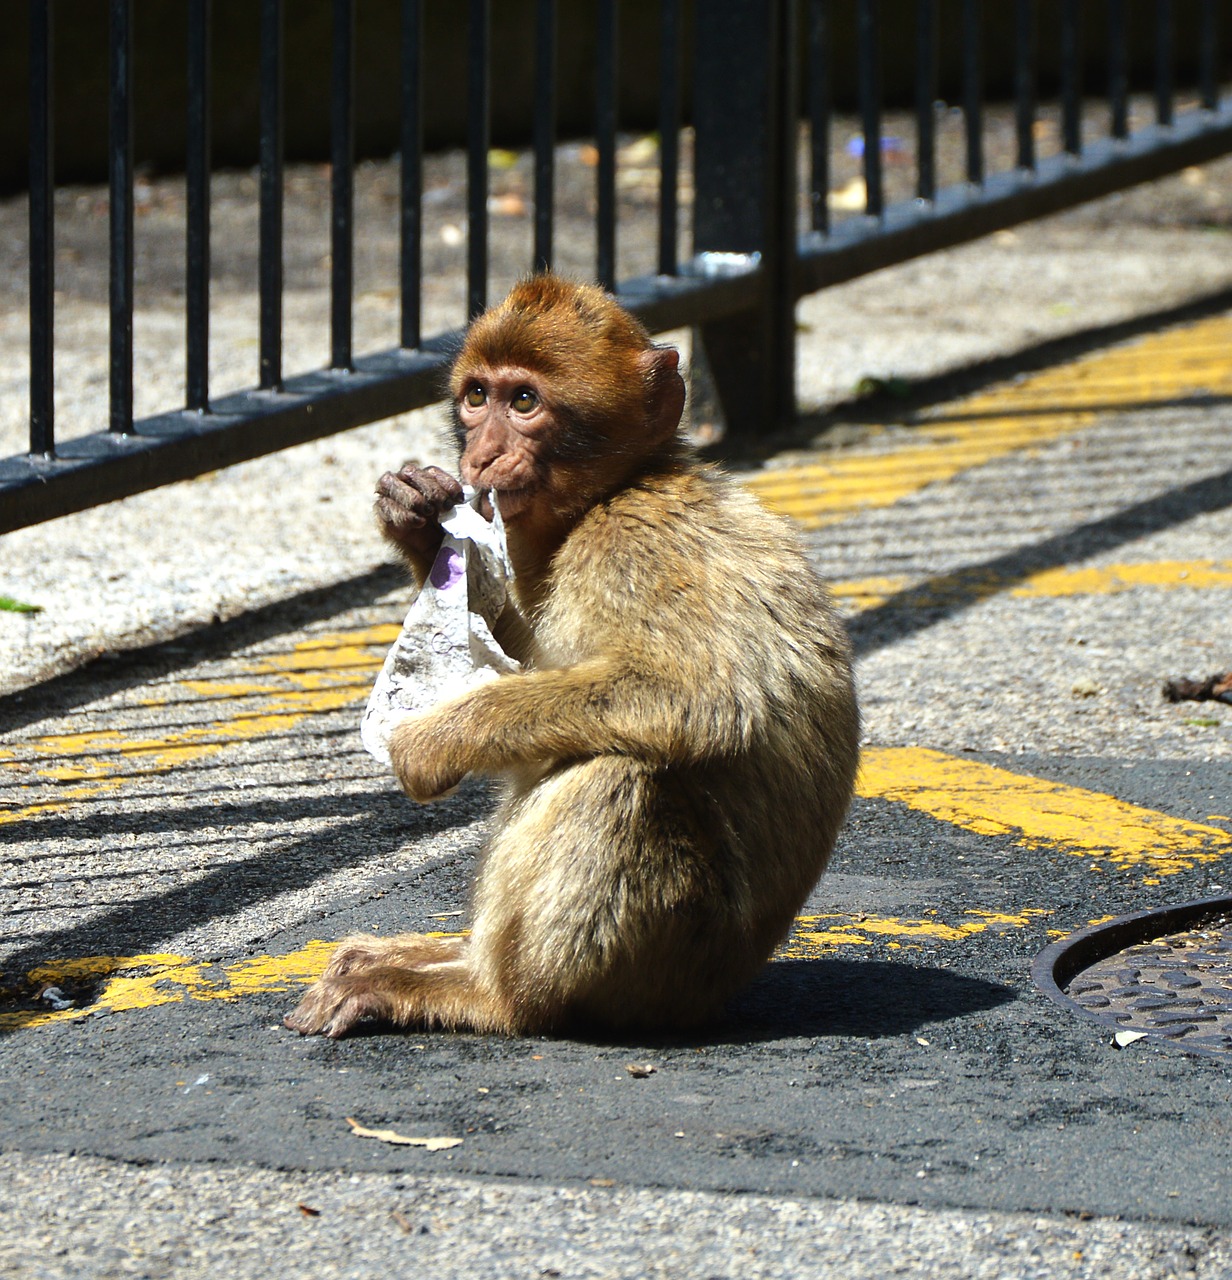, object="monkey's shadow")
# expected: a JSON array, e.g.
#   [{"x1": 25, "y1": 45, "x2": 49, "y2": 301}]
[{"x1": 636, "y1": 958, "x2": 1013, "y2": 1049}]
